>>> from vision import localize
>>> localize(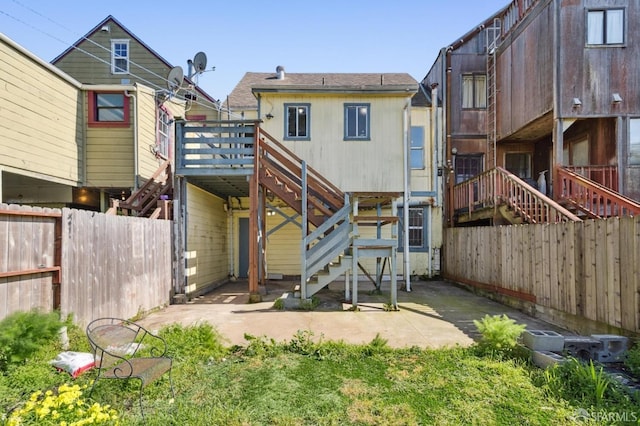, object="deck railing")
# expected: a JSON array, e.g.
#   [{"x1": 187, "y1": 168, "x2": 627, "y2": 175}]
[
  {"x1": 453, "y1": 167, "x2": 580, "y2": 224},
  {"x1": 563, "y1": 165, "x2": 618, "y2": 192},
  {"x1": 557, "y1": 166, "x2": 640, "y2": 218}
]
